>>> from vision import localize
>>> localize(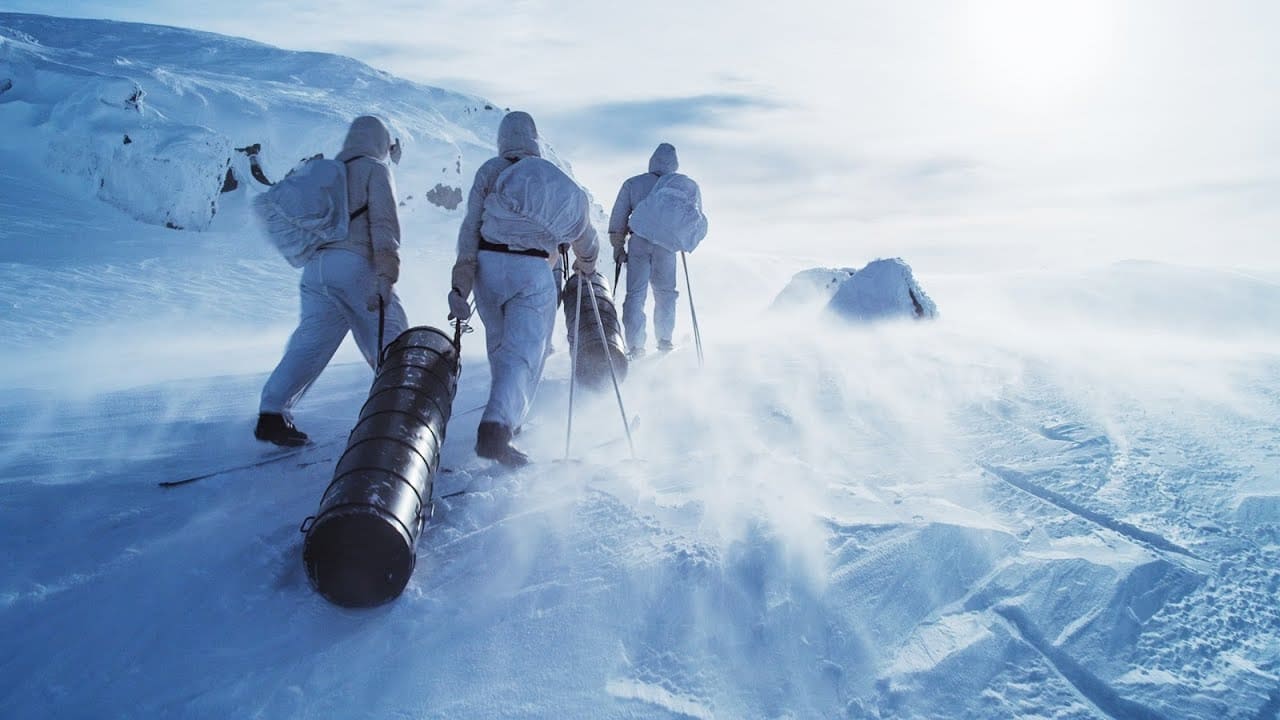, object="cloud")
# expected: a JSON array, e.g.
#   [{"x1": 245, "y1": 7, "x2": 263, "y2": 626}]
[
  {"x1": 544, "y1": 94, "x2": 783, "y2": 153},
  {"x1": 333, "y1": 40, "x2": 458, "y2": 66},
  {"x1": 901, "y1": 156, "x2": 981, "y2": 183},
  {"x1": 7, "y1": 2, "x2": 1280, "y2": 271}
]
